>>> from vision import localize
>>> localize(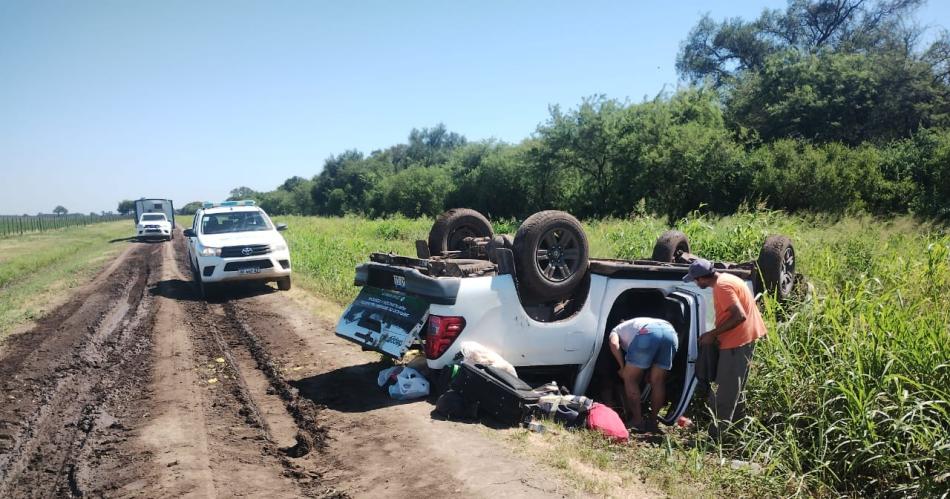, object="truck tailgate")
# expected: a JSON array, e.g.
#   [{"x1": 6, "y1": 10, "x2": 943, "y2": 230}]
[{"x1": 335, "y1": 286, "x2": 430, "y2": 358}]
